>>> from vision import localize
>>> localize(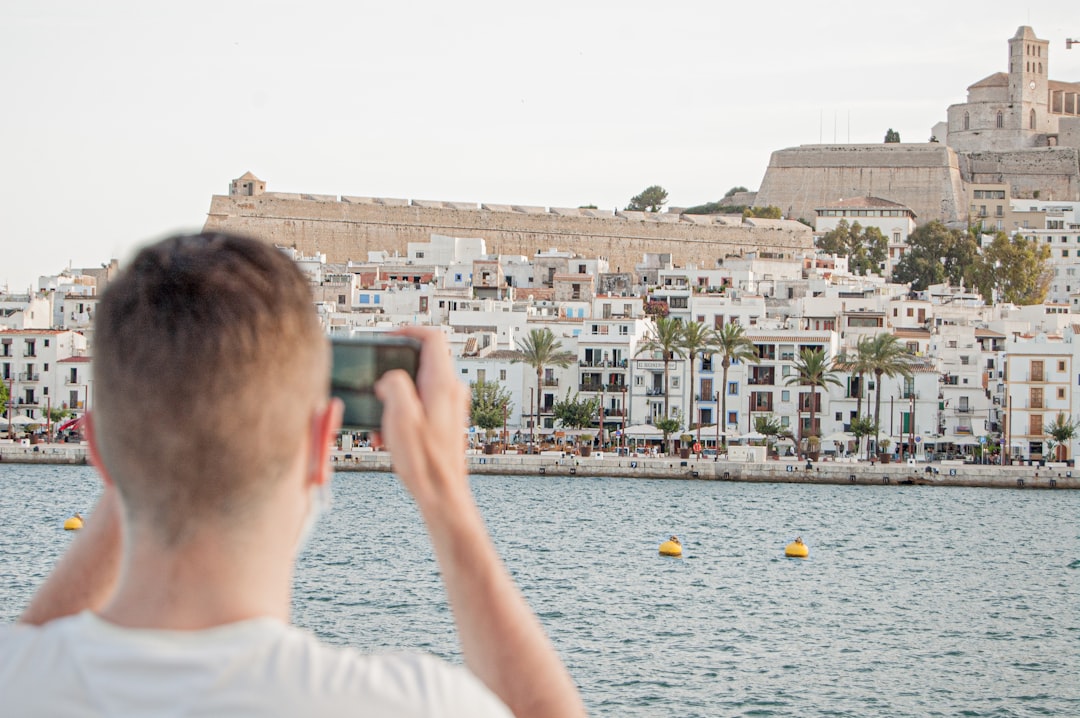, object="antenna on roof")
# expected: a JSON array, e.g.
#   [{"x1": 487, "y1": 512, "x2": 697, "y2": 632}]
[{"x1": 1067, "y1": 38, "x2": 1078, "y2": 49}]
